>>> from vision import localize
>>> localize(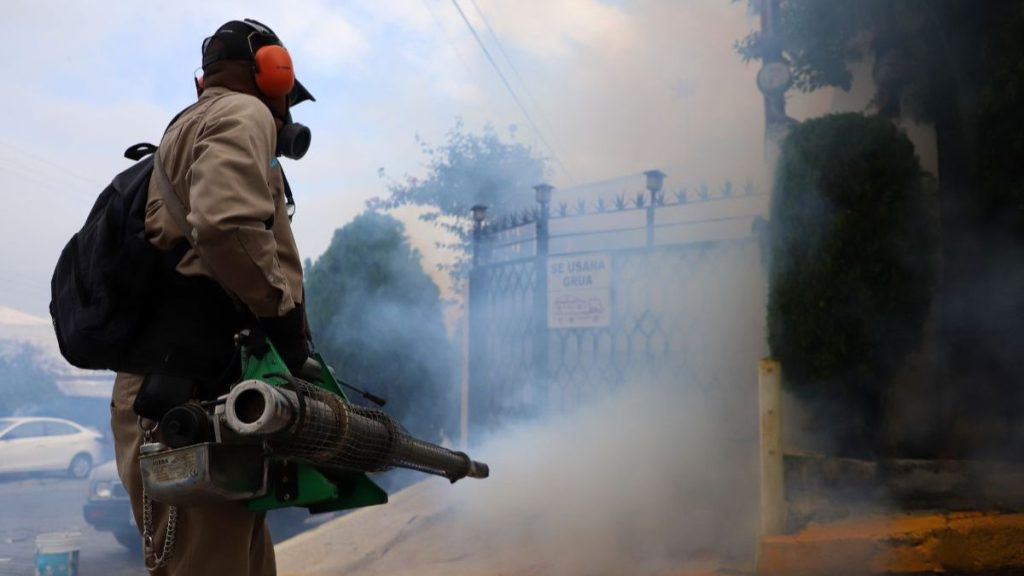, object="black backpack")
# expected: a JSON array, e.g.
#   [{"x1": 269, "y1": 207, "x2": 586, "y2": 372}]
[{"x1": 49, "y1": 143, "x2": 170, "y2": 370}]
